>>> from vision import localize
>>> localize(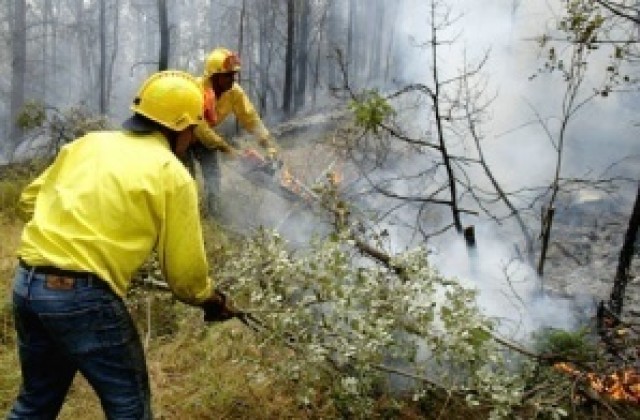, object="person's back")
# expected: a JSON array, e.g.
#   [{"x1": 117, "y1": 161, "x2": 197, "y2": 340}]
[
  {"x1": 8, "y1": 70, "x2": 234, "y2": 420},
  {"x1": 18, "y1": 130, "x2": 200, "y2": 298}
]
